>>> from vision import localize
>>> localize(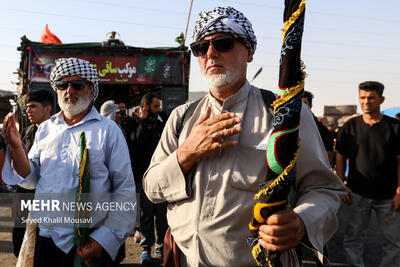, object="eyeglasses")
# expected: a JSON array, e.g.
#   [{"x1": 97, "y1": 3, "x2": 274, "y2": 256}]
[
  {"x1": 54, "y1": 80, "x2": 89, "y2": 91},
  {"x1": 190, "y1": 35, "x2": 236, "y2": 57}
]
